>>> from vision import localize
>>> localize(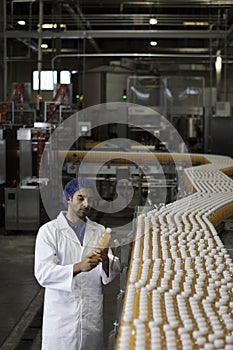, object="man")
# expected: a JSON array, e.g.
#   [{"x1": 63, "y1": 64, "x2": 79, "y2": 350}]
[{"x1": 34, "y1": 178, "x2": 121, "y2": 350}]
